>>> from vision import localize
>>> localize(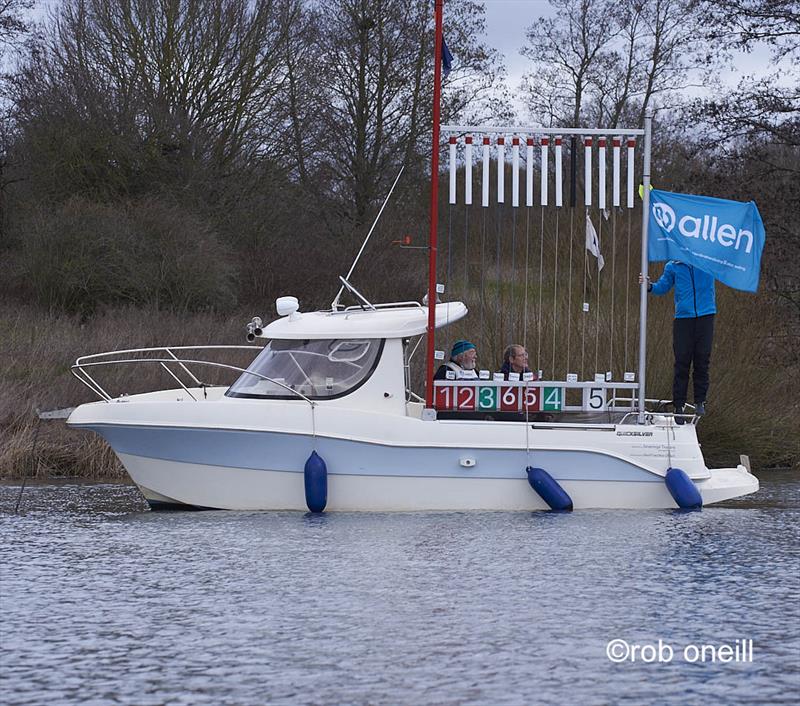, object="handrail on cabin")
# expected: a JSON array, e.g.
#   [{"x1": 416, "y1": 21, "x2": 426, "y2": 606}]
[{"x1": 71, "y1": 345, "x2": 314, "y2": 407}]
